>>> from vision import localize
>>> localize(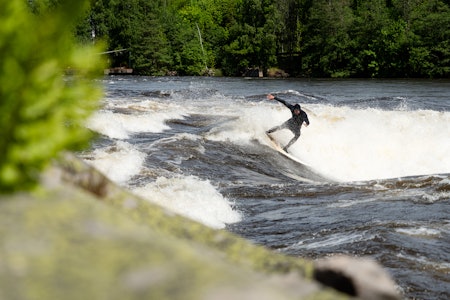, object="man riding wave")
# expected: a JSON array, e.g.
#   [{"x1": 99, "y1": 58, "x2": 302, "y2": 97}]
[{"x1": 266, "y1": 94, "x2": 310, "y2": 152}]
